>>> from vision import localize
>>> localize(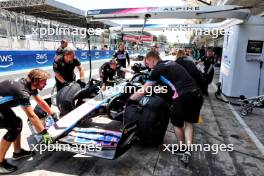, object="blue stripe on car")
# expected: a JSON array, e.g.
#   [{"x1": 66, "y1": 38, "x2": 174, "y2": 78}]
[{"x1": 0, "y1": 96, "x2": 14, "y2": 104}]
